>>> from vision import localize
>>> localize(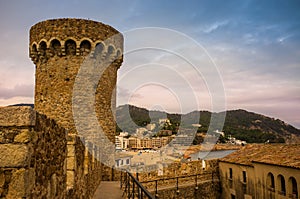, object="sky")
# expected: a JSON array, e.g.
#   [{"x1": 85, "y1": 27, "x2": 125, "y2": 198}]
[{"x1": 0, "y1": 0, "x2": 299, "y2": 128}]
